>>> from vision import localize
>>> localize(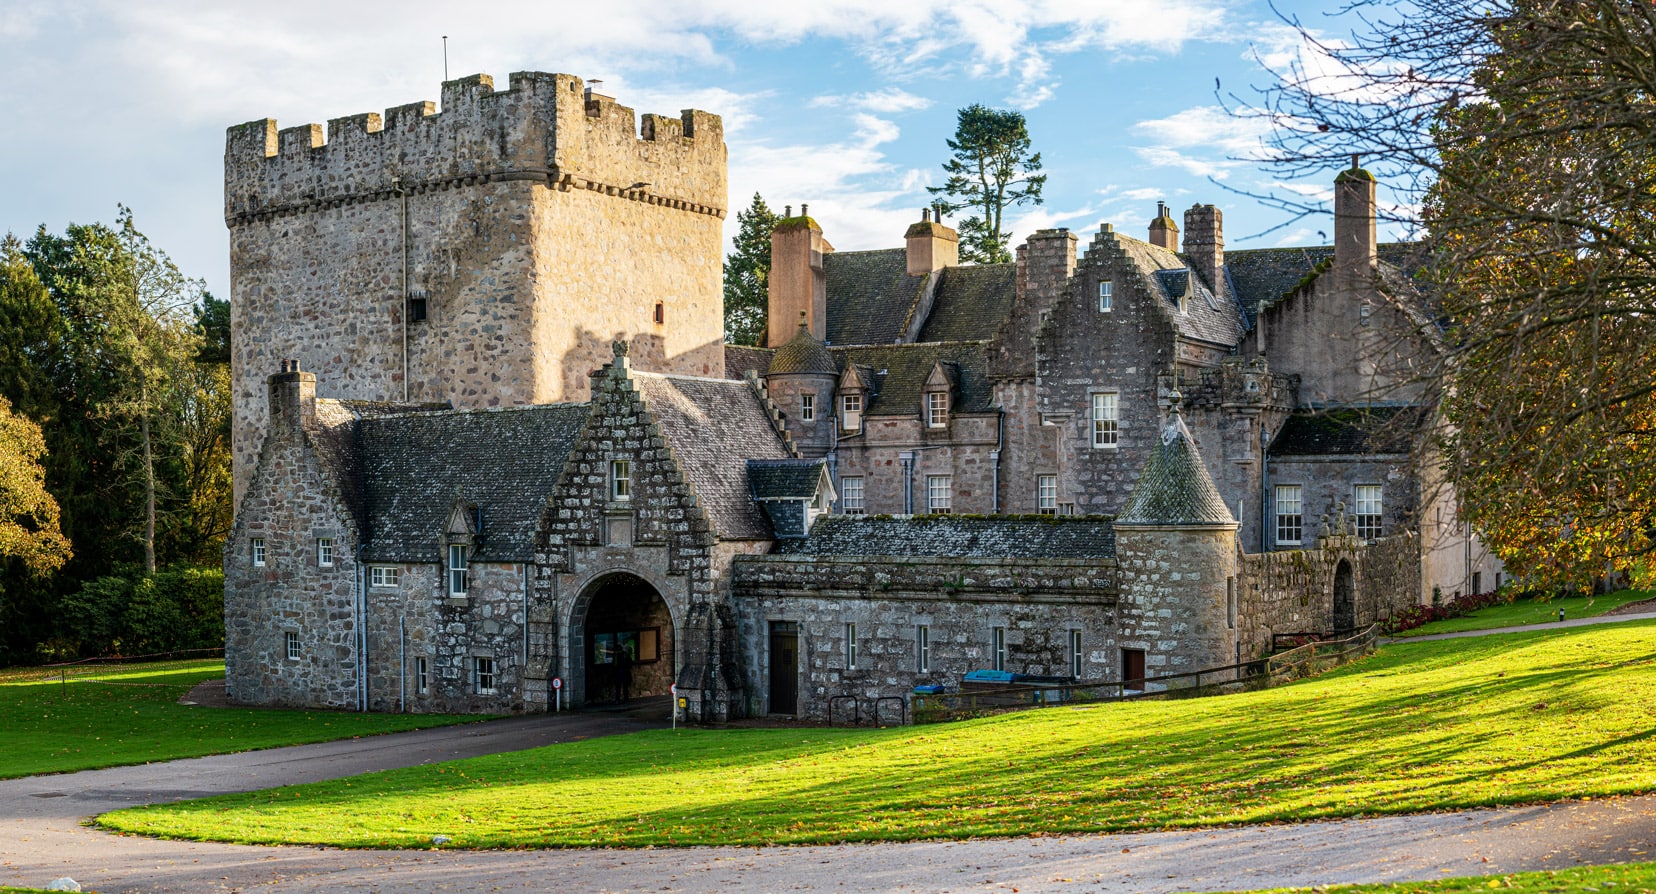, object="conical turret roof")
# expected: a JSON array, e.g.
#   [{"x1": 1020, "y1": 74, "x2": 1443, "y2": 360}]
[
  {"x1": 1115, "y1": 393, "x2": 1236, "y2": 527},
  {"x1": 768, "y1": 314, "x2": 837, "y2": 376}
]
